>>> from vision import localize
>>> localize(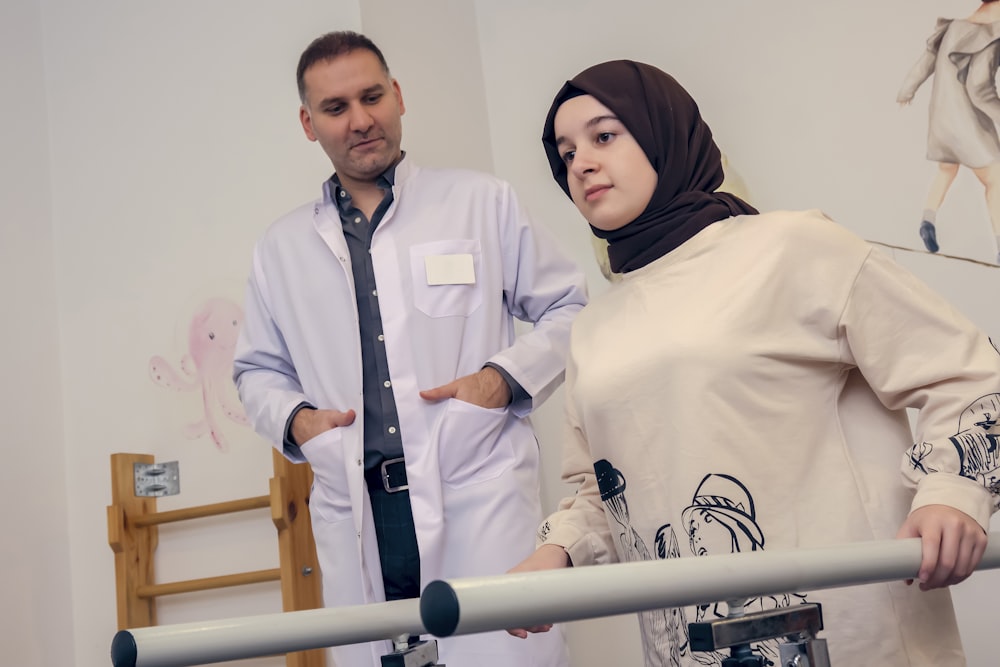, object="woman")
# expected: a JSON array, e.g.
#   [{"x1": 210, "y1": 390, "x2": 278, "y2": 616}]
[
  {"x1": 512, "y1": 60, "x2": 999, "y2": 666},
  {"x1": 898, "y1": 0, "x2": 1000, "y2": 262}
]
